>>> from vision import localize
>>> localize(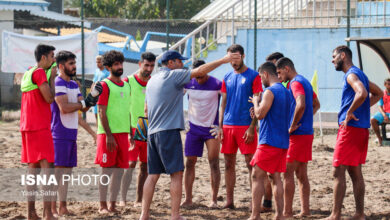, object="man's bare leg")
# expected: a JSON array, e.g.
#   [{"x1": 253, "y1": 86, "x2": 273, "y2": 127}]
[
  {"x1": 323, "y1": 165, "x2": 347, "y2": 220},
  {"x1": 370, "y1": 118, "x2": 382, "y2": 146},
  {"x1": 135, "y1": 162, "x2": 148, "y2": 206},
  {"x1": 223, "y1": 153, "x2": 236, "y2": 209},
  {"x1": 53, "y1": 167, "x2": 72, "y2": 216},
  {"x1": 248, "y1": 165, "x2": 266, "y2": 220},
  {"x1": 99, "y1": 168, "x2": 114, "y2": 213},
  {"x1": 40, "y1": 159, "x2": 57, "y2": 220},
  {"x1": 119, "y1": 162, "x2": 135, "y2": 206},
  {"x1": 270, "y1": 172, "x2": 285, "y2": 220},
  {"x1": 283, "y1": 162, "x2": 297, "y2": 218},
  {"x1": 170, "y1": 171, "x2": 184, "y2": 220},
  {"x1": 182, "y1": 156, "x2": 197, "y2": 207},
  {"x1": 139, "y1": 174, "x2": 160, "y2": 220},
  {"x1": 108, "y1": 168, "x2": 124, "y2": 212},
  {"x1": 347, "y1": 165, "x2": 365, "y2": 220},
  {"x1": 206, "y1": 138, "x2": 220, "y2": 207},
  {"x1": 262, "y1": 178, "x2": 273, "y2": 212},
  {"x1": 27, "y1": 164, "x2": 40, "y2": 220},
  {"x1": 295, "y1": 162, "x2": 310, "y2": 217}
]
